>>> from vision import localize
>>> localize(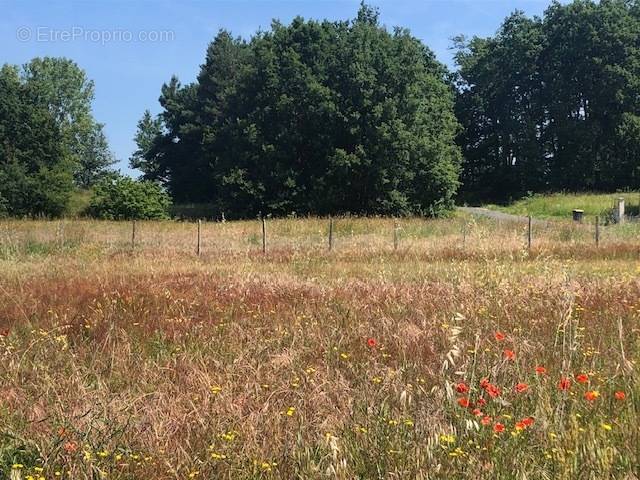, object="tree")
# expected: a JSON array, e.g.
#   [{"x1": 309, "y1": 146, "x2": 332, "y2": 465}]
[
  {"x1": 22, "y1": 57, "x2": 115, "y2": 188},
  {"x1": 137, "y1": 4, "x2": 461, "y2": 217},
  {"x1": 87, "y1": 174, "x2": 171, "y2": 220},
  {"x1": 130, "y1": 109, "x2": 165, "y2": 180},
  {"x1": 455, "y1": 0, "x2": 640, "y2": 201},
  {"x1": 0, "y1": 64, "x2": 74, "y2": 217}
]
